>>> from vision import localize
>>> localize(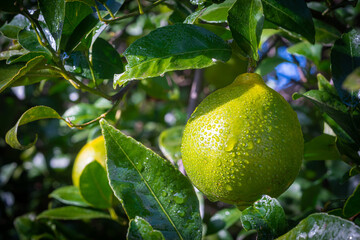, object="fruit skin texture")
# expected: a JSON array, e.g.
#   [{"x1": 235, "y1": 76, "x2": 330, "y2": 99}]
[
  {"x1": 181, "y1": 73, "x2": 303, "y2": 207},
  {"x1": 72, "y1": 136, "x2": 106, "y2": 187}
]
